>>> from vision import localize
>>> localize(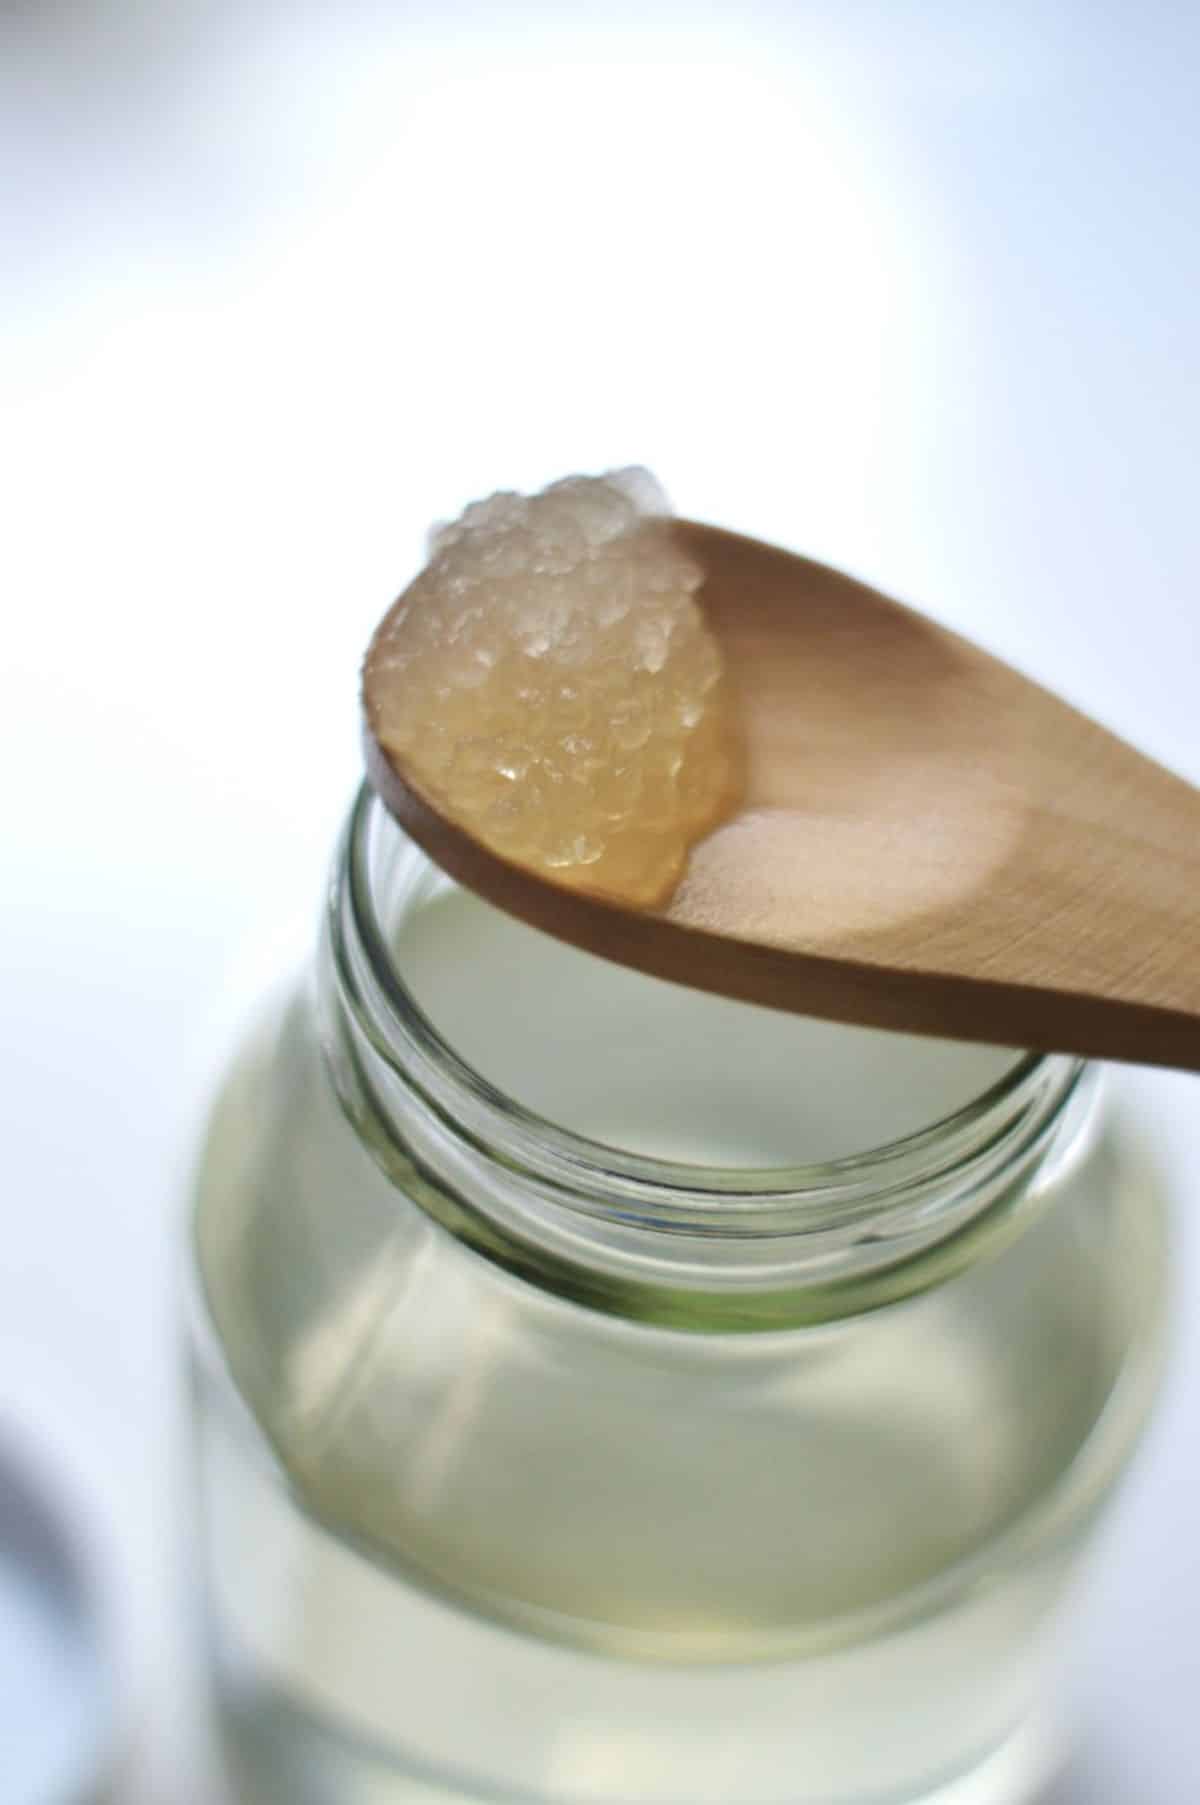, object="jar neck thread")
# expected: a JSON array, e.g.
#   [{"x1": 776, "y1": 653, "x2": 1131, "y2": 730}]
[{"x1": 320, "y1": 788, "x2": 1093, "y2": 1328}]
